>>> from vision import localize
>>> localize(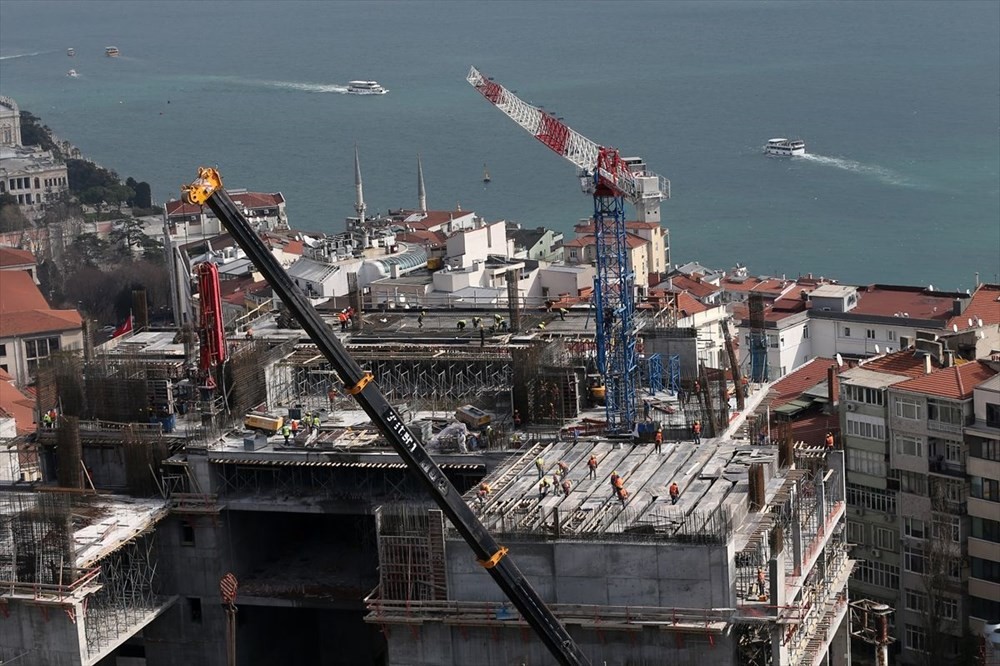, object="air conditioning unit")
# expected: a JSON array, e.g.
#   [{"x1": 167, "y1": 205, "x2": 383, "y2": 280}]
[
  {"x1": 872, "y1": 549, "x2": 882, "y2": 559},
  {"x1": 885, "y1": 513, "x2": 894, "y2": 522},
  {"x1": 846, "y1": 403, "x2": 857, "y2": 412}
]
